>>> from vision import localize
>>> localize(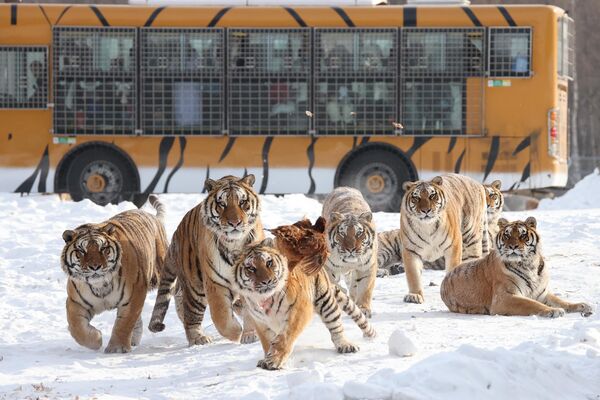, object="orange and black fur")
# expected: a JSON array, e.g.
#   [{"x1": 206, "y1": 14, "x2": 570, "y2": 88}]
[
  {"x1": 61, "y1": 195, "x2": 168, "y2": 353},
  {"x1": 149, "y1": 175, "x2": 263, "y2": 345},
  {"x1": 233, "y1": 218, "x2": 376, "y2": 370},
  {"x1": 441, "y1": 217, "x2": 593, "y2": 318}
]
